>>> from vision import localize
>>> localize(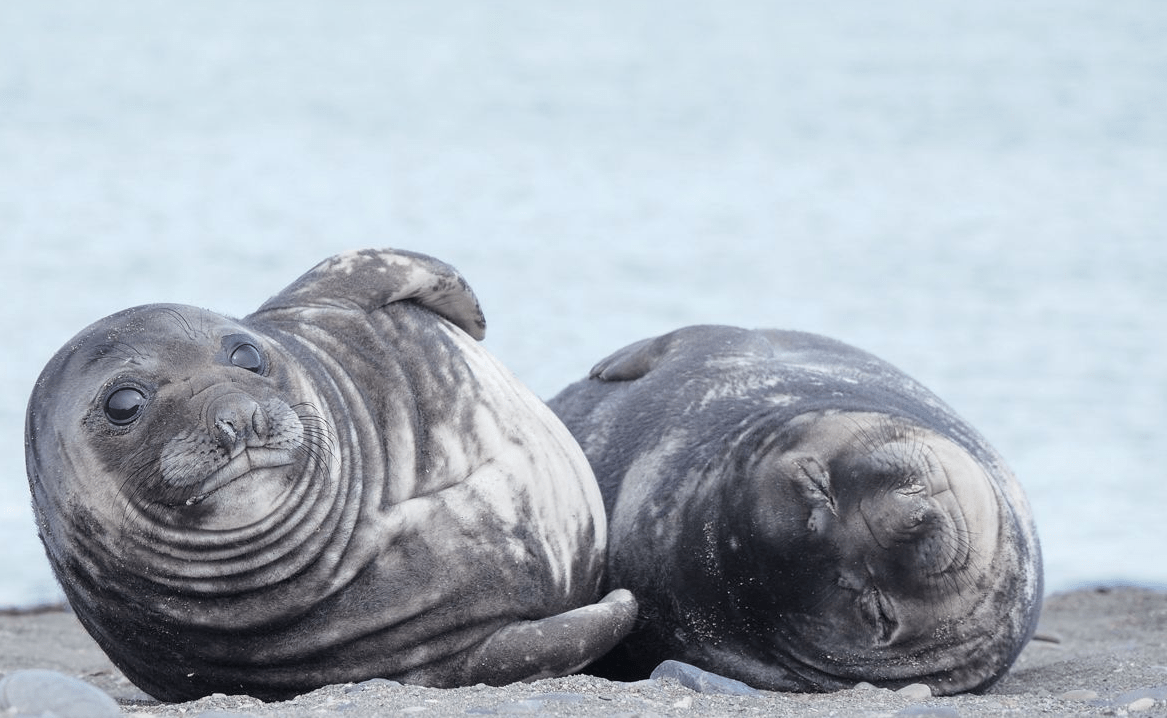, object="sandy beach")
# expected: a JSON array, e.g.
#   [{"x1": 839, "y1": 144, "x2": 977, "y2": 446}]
[{"x1": 1, "y1": 586, "x2": 1163, "y2": 717}]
